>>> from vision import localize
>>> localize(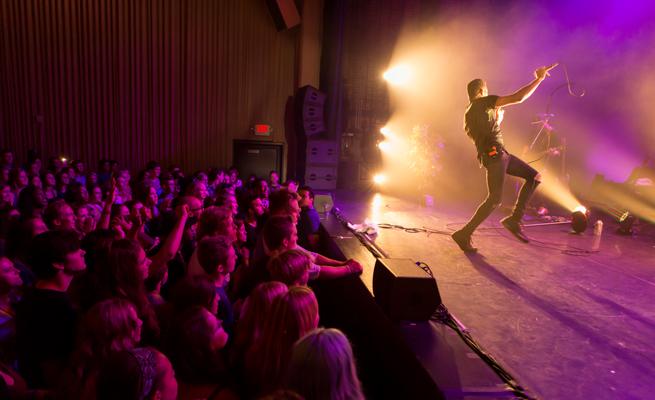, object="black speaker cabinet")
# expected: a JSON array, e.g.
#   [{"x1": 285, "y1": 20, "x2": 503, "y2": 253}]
[
  {"x1": 266, "y1": 0, "x2": 300, "y2": 31},
  {"x1": 373, "y1": 258, "x2": 441, "y2": 321},
  {"x1": 232, "y1": 140, "x2": 284, "y2": 181}
]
